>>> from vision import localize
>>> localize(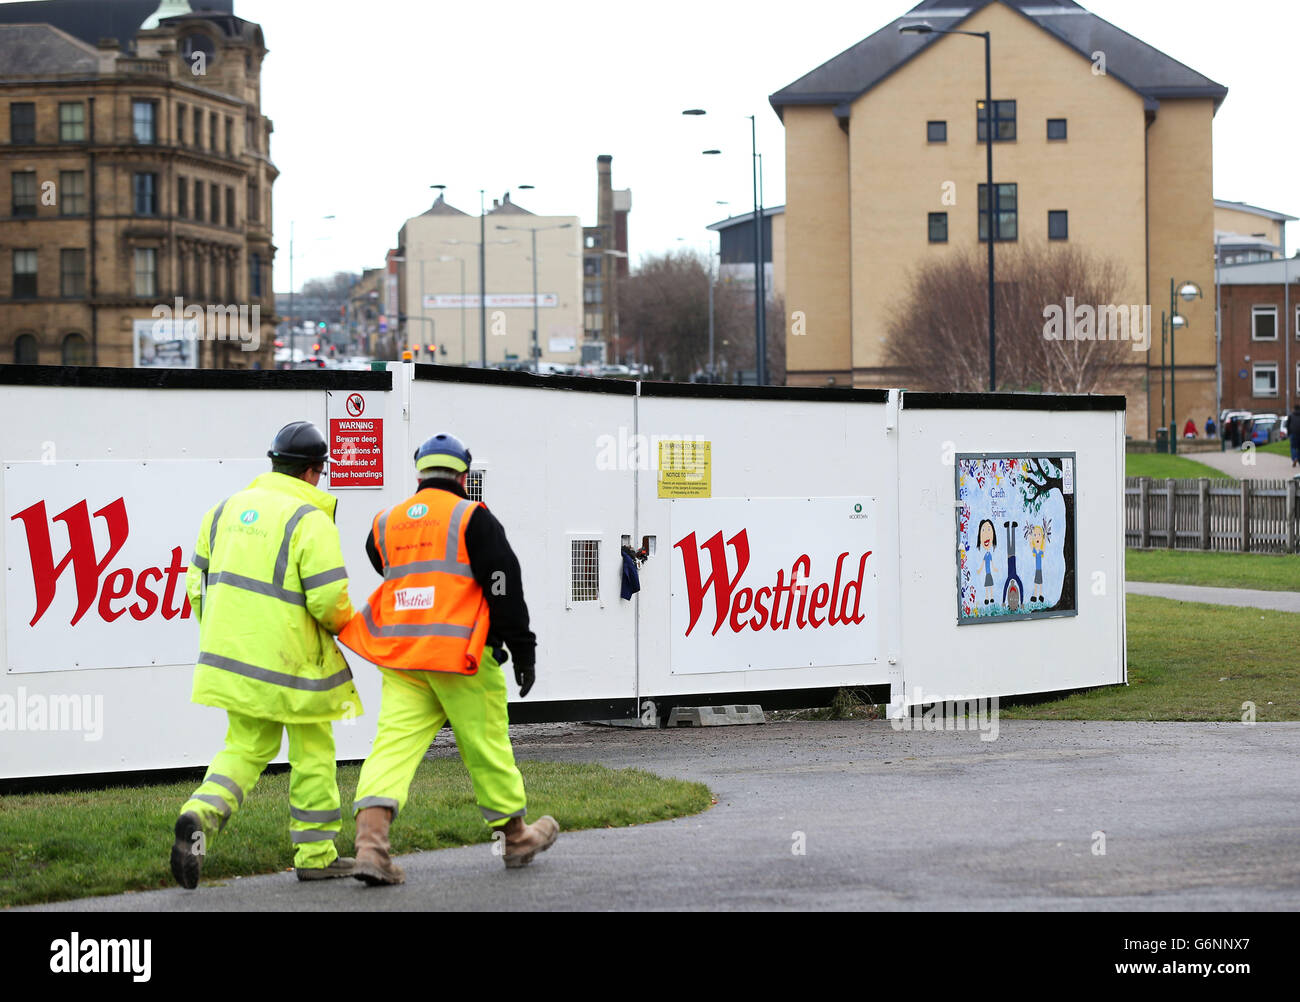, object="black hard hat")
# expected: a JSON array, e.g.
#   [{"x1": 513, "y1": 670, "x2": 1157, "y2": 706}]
[{"x1": 268, "y1": 421, "x2": 328, "y2": 463}]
